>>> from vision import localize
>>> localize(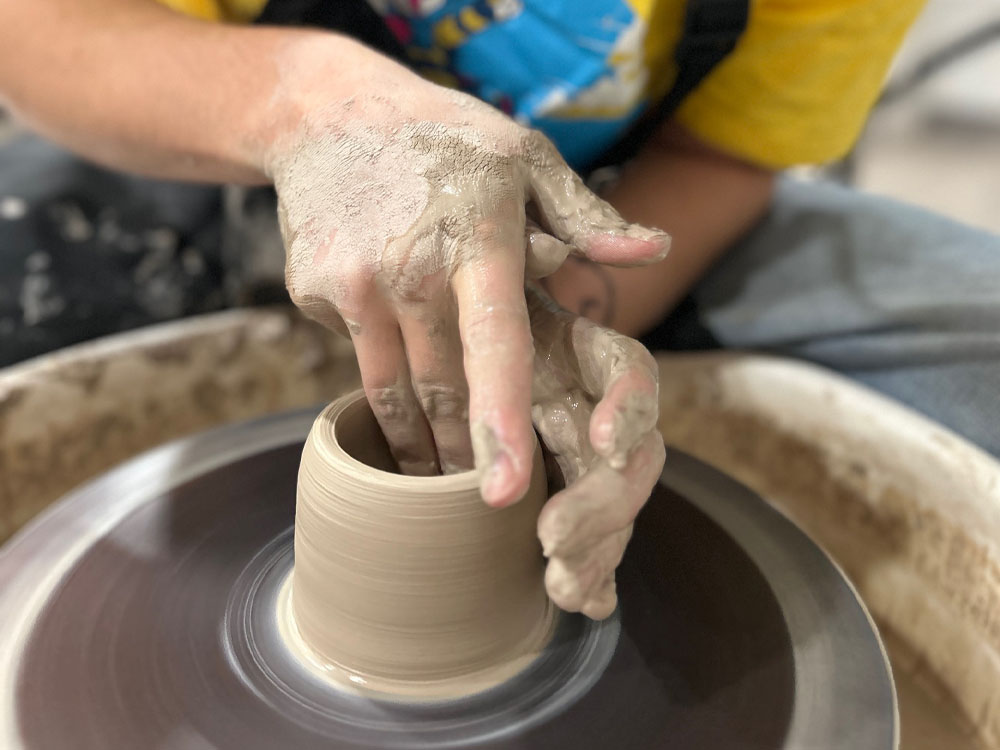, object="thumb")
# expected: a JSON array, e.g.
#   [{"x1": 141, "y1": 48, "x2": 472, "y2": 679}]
[{"x1": 524, "y1": 132, "x2": 670, "y2": 266}]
